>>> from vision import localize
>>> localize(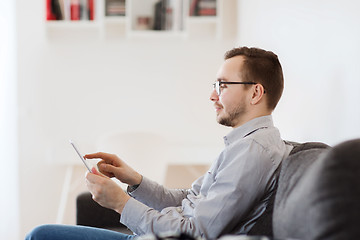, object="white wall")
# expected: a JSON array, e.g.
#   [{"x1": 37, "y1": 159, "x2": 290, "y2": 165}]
[
  {"x1": 17, "y1": 1, "x2": 235, "y2": 238},
  {"x1": 0, "y1": 1, "x2": 19, "y2": 240},
  {"x1": 237, "y1": 0, "x2": 360, "y2": 145}
]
